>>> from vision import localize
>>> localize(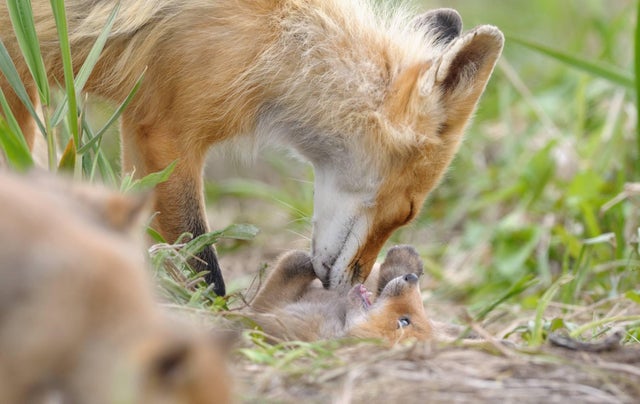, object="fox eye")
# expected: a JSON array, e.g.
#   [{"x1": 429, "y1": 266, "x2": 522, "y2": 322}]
[{"x1": 398, "y1": 316, "x2": 411, "y2": 328}]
